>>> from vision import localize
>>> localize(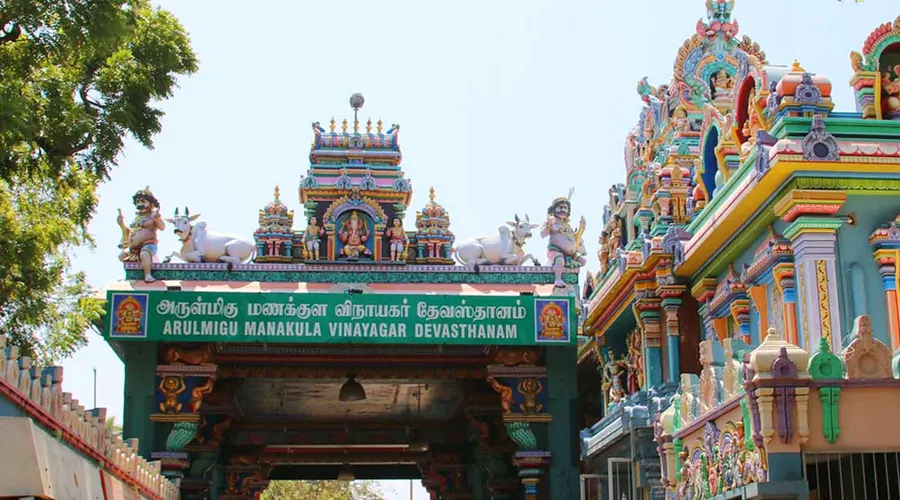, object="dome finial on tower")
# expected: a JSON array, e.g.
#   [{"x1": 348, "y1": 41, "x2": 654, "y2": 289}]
[{"x1": 350, "y1": 93, "x2": 365, "y2": 134}]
